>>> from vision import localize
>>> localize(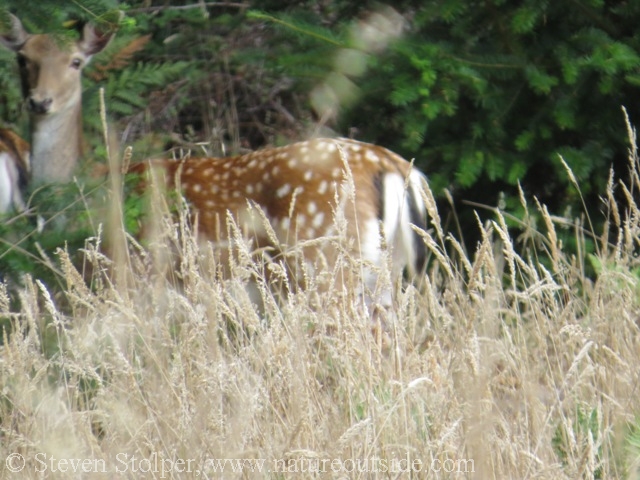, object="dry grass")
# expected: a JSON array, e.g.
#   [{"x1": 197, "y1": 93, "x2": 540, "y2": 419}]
[{"x1": 2, "y1": 138, "x2": 640, "y2": 479}]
